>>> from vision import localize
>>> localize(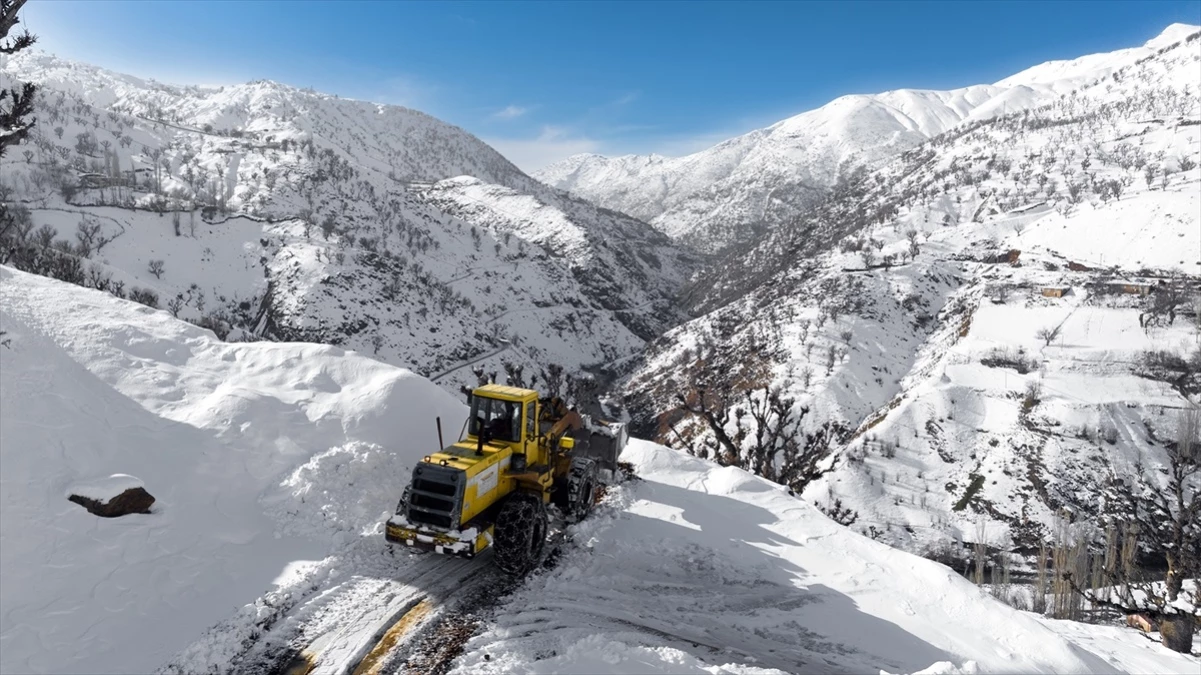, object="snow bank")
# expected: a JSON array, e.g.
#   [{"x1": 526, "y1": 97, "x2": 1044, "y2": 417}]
[
  {"x1": 64, "y1": 473, "x2": 146, "y2": 503},
  {"x1": 454, "y1": 440, "x2": 1198, "y2": 674},
  {"x1": 0, "y1": 266, "x2": 466, "y2": 674}
]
